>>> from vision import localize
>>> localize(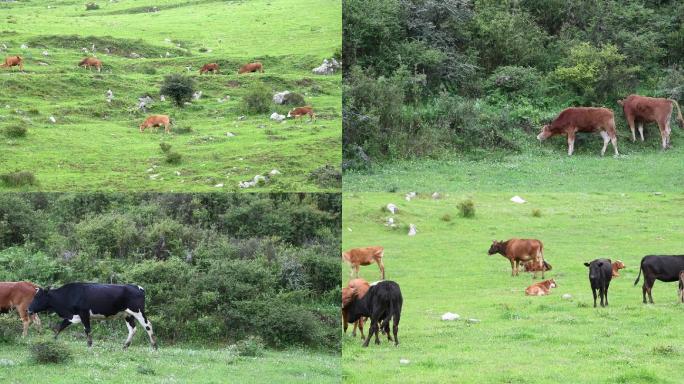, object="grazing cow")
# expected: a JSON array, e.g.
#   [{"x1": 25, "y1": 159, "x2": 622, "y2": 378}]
[
  {"x1": 679, "y1": 271, "x2": 684, "y2": 304},
  {"x1": 28, "y1": 283, "x2": 157, "y2": 349},
  {"x1": 524, "y1": 279, "x2": 557, "y2": 296},
  {"x1": 139, "y1": 114, "x2": 171, "y2": 133},
  {"x1": 287, "y1": 106, "x2": 316, "y2": 122},
  {"x1": 79, "y1": 57, "x2": 102, "y2": 72},
  {"x1": 617, "y1": 94, "x2": 684, "y2": 149},
  {"x1": 634, "y1": 255, "x2": 684, "y2": 304},
  {"x1": 345, "y1": 280, "x2": 402, "y2": 347},
  {"x1": 537, "y1": 107, "x2": 619, "y2": 156},
  {"x1": 342, "y1": 278, "x2": 370, "y2": 338},
  {"x1": 237, "y1": 62, "x2": 263, "y2": 74},
  {"x1": 488, "y1": 239, "x2": 545, "y2": 278},
  {"x1": 584, "y1": 259, "x2": 613, "y2": 307},
  {"x1": 523, "y1": 260, "x2": 552, "y2": 273},
  {"x1": 0, "y1": 282, "x2": 42, "y2": 337},
  {"x1": 611, "y1": 260, "x2": 625, "y2": 277},
  {"x1": 0, "y1": 55, "x2": 23, "y2": 71},
  {"x1": 199, "y1": 63, "x2": 219, "y2": 74},
  {"x1": 342, "y1": 246, "x2": 385, "y2": 280}
]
